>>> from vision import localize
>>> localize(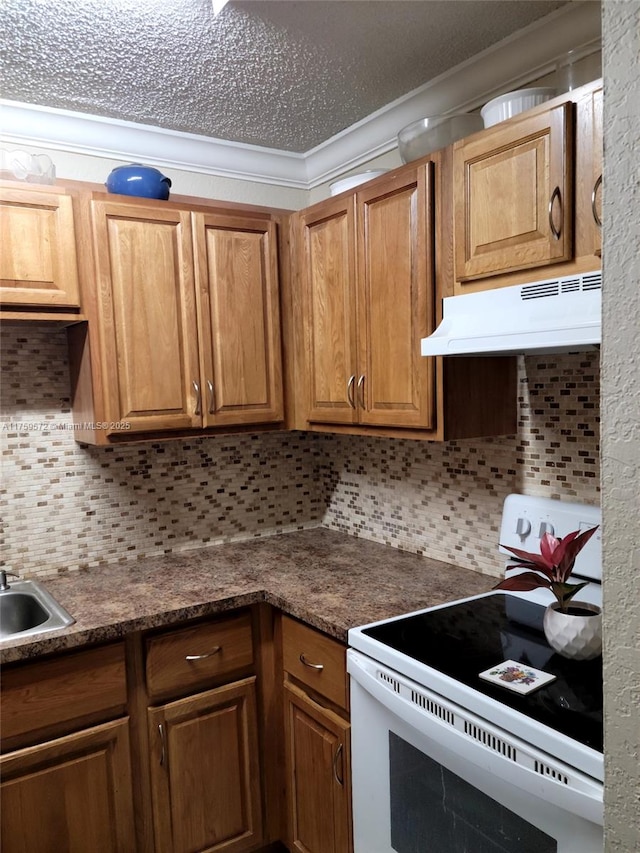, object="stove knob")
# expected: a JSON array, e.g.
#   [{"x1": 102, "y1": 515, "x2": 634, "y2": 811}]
[
  {"x1": 539, "y1": 521, "x2": 555, "y2": 538},
  {"x1": 516, "y1": 517, "x2": 531, "y2": 537}
]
